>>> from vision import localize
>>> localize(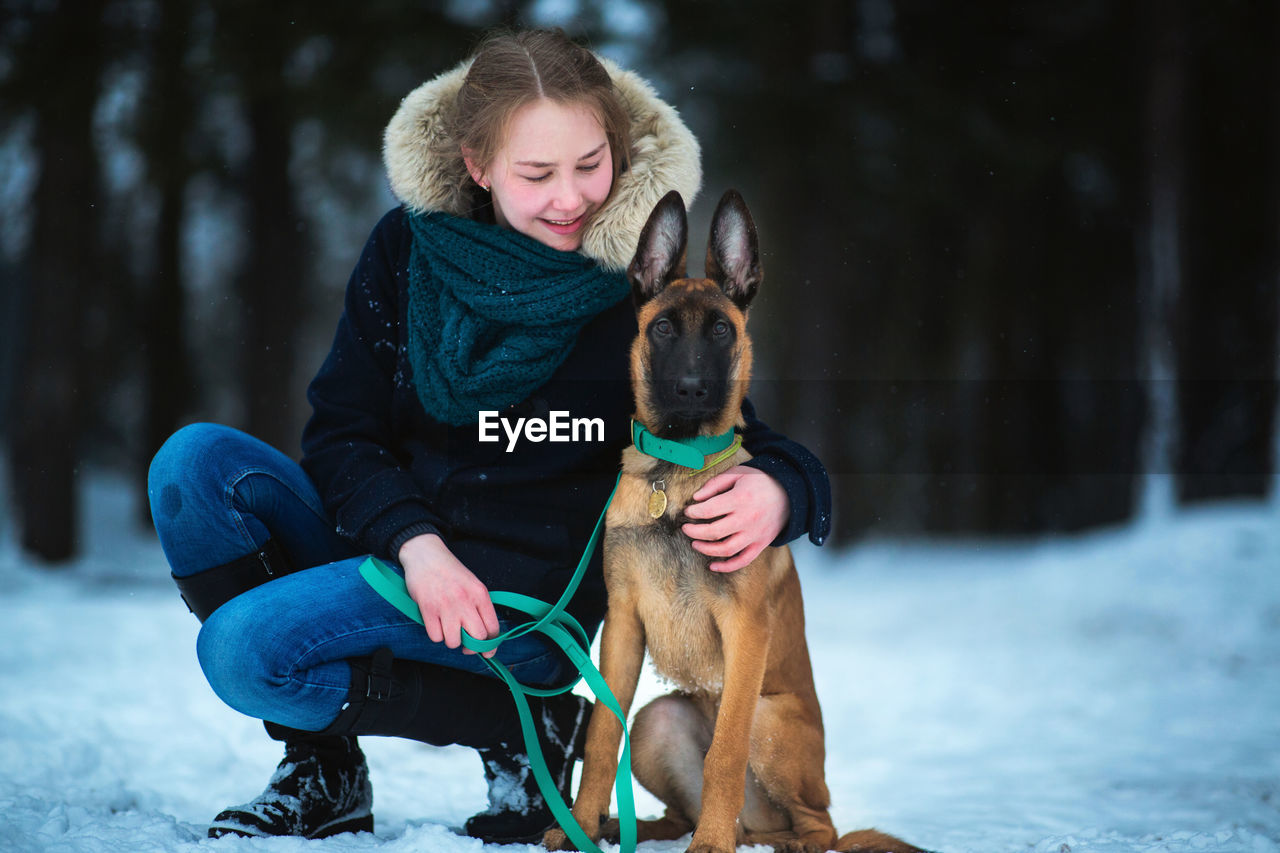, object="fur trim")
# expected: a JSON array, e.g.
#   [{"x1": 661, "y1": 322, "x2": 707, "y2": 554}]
[
  {"x1": 382, "y1": 61, "x2": 473, "y2": 218},
  {"x1": 382, "y1": 56, "x2": 702, "y2": 272}
]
